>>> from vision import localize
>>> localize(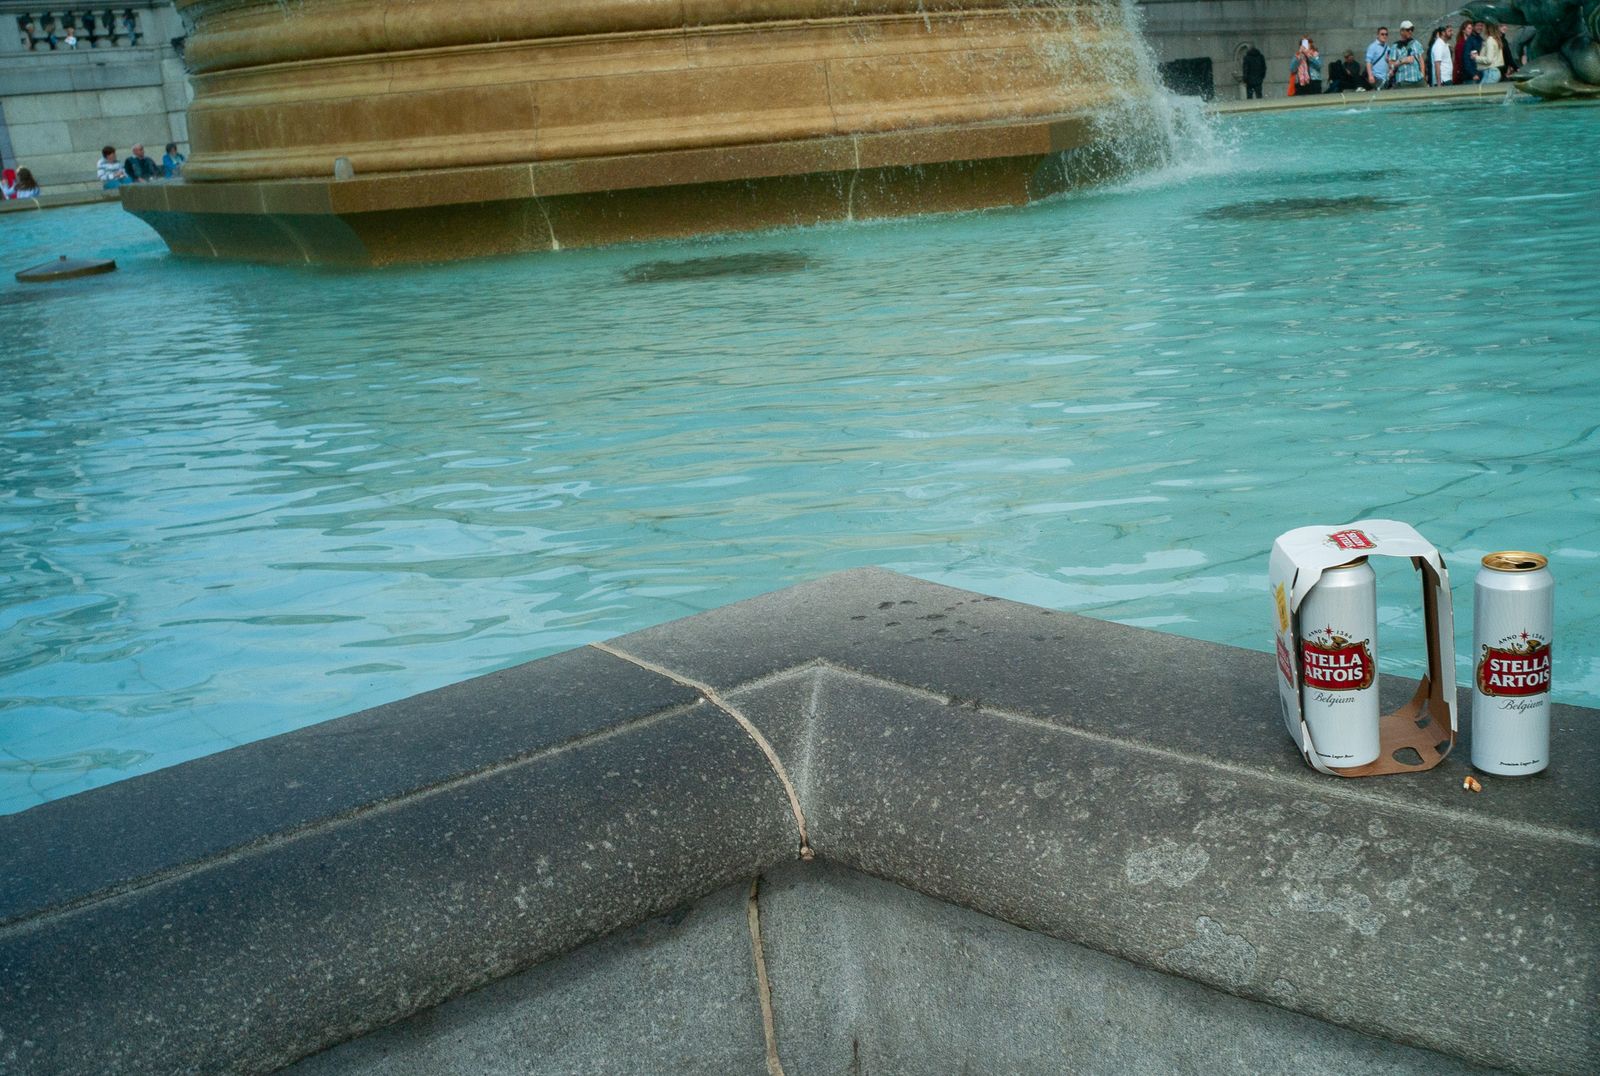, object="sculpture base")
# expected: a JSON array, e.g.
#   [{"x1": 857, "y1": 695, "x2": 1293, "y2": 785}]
[{"x1": 123, "y1": 115, "x2": 1121, "y2": 266}]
